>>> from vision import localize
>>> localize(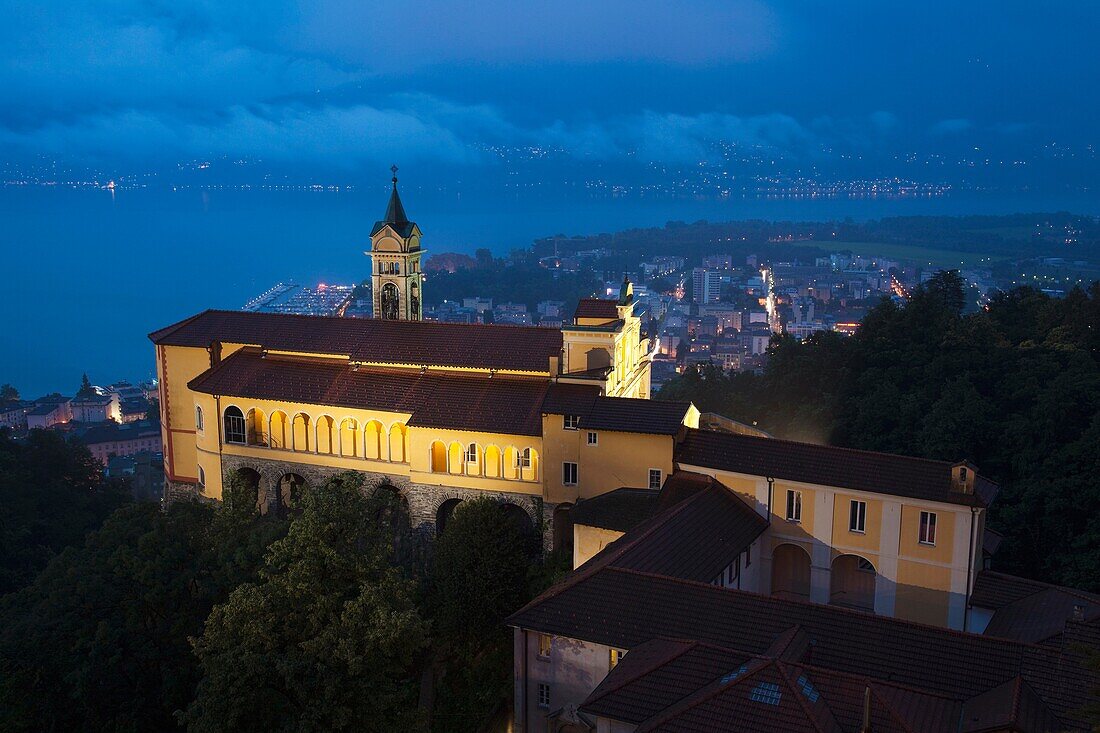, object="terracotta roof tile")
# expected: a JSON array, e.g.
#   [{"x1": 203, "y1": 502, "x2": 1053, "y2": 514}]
[
  {"x1": 581, "y1": 396, "x2": 691, "y2": 435},
  {"x1": 150, "y1": 310, "x2": 562, "y2": 373},
  {"x1": 675, "y1": 428, "x2": 998, "y2": 508},
  {"x1": 573, "y1": 298, "x2": 620, "y2": 321},
  {"x1": 570, "y1": 488, "x2": 661, "y2": 532},
  {"x1": 187, "y1": 348, "x2": 551, "y2": 436}
]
